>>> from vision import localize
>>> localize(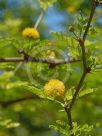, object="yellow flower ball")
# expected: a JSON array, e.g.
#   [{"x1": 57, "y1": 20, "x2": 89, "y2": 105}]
[
  {"x1": 44, "y1": 79, "x2": 65, "y2": 98},
  {"x1": 67, "y1": 6, "x2": 76, "y2": 14},
  {"x1": 22, "y1": 27, "x2": 40, "y2": 39}
]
